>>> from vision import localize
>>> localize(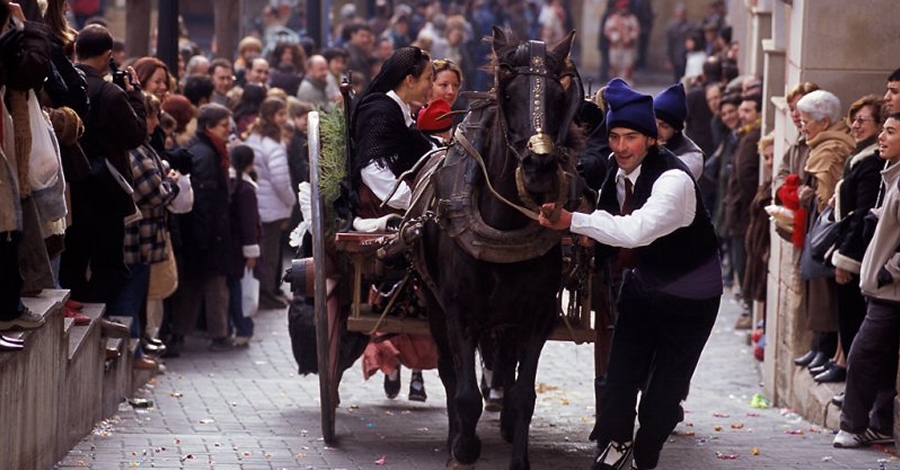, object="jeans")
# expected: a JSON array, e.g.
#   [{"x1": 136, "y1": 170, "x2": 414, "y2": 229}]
[
  {"x1": 227, "y1": 275, "x2": 254, "y2": 338},
  {"x1": 107, "y1": 263, "x2": 151, "y2": 339}
]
